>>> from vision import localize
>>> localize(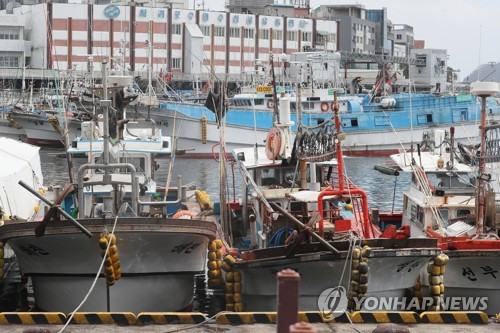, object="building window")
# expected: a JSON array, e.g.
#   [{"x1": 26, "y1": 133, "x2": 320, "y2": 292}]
[
  {"x1": 0, "y1": 56, "x2": 19, "y2": 68},
  {"x1": 215, "y1": 26, "x2": 225, "y2": 37},
  {"x1": 172, "y1": 58, "x2": 181, "y2": 69},
  {"x1": 302, "y1": 32, "x2": 311, "y2": 42},
  {"x1": 172, "y1": 24, "x2": 181, "y2": 35},
  {"x1": 273, "y1": 30, "x2": 282, "y2": 40},
  {"x1": 244, "y1": 28, "x2": 254, "y2": 38},
  {"x1": 0, "y1": 28, "x2": 19, "y2": 40},
  {"x1": 397, "y1": 34, "x2": 402, "y2": 40},
  {"x1": 259, "y1": 29, "x2": 269, "y2": 39},
  {"x1": 230, "y1": 27, "x2": 240, "y2": 38},
  {"x1": 200, "y1": 25, "x2": 210, "y2": 36},
  {"x1": 287, "y1": 31, "x2": 296, "y2": 41}
]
